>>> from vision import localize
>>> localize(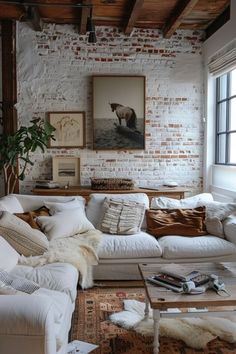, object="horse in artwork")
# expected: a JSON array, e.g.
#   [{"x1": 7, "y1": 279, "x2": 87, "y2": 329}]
[{"x1": 110, "y1": 103, "x2": 137, "y2": 130}]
